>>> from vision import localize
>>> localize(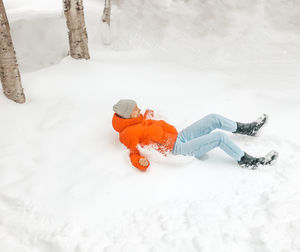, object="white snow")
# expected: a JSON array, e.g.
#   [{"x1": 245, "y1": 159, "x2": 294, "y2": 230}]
[{"x1": 1, "y1": 0, "x2": 300, "y2": 251}]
